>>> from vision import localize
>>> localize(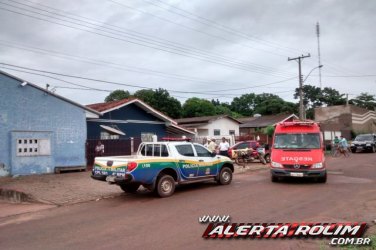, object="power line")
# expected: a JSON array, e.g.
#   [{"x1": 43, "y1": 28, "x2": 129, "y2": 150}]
[
  {"x1": 0, "y1": 62, "x2": 296, "y2": 95},
  {"x1": 3, "y1": 0, "x2": 293, "y2": 77},
  {"x1": 0, "y1": 40, "x2": 253, "y2": 87},
  {"x1": 323, "y1": 74, "x2": 376, "y2": 78},
  {"x1": 0, "y1": 40, "x2": 298, "y2": 89},
  {"x1": 0, "y1": 66, "x2": 113, "y2": 92},
  {"x1": 107, "y1": 0, "x2": 292, "y2": 58},
  {"x1": 143, "y1": 0, "x2": 303, "y2": 55},
  {"x1": 0, "y1": 3, "x2": 294, "y2": 78},
  {"x1": 0, "y1": 65, "x2": 296, "y2": 100}
]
